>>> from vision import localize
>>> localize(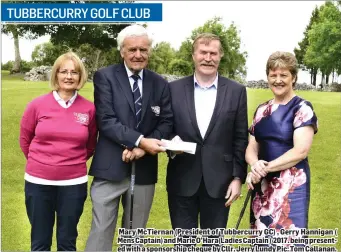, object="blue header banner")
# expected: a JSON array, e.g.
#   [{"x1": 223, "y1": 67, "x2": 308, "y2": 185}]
[{"x1": 1, "y1": 3, "x2": 162, "y2": 23}]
